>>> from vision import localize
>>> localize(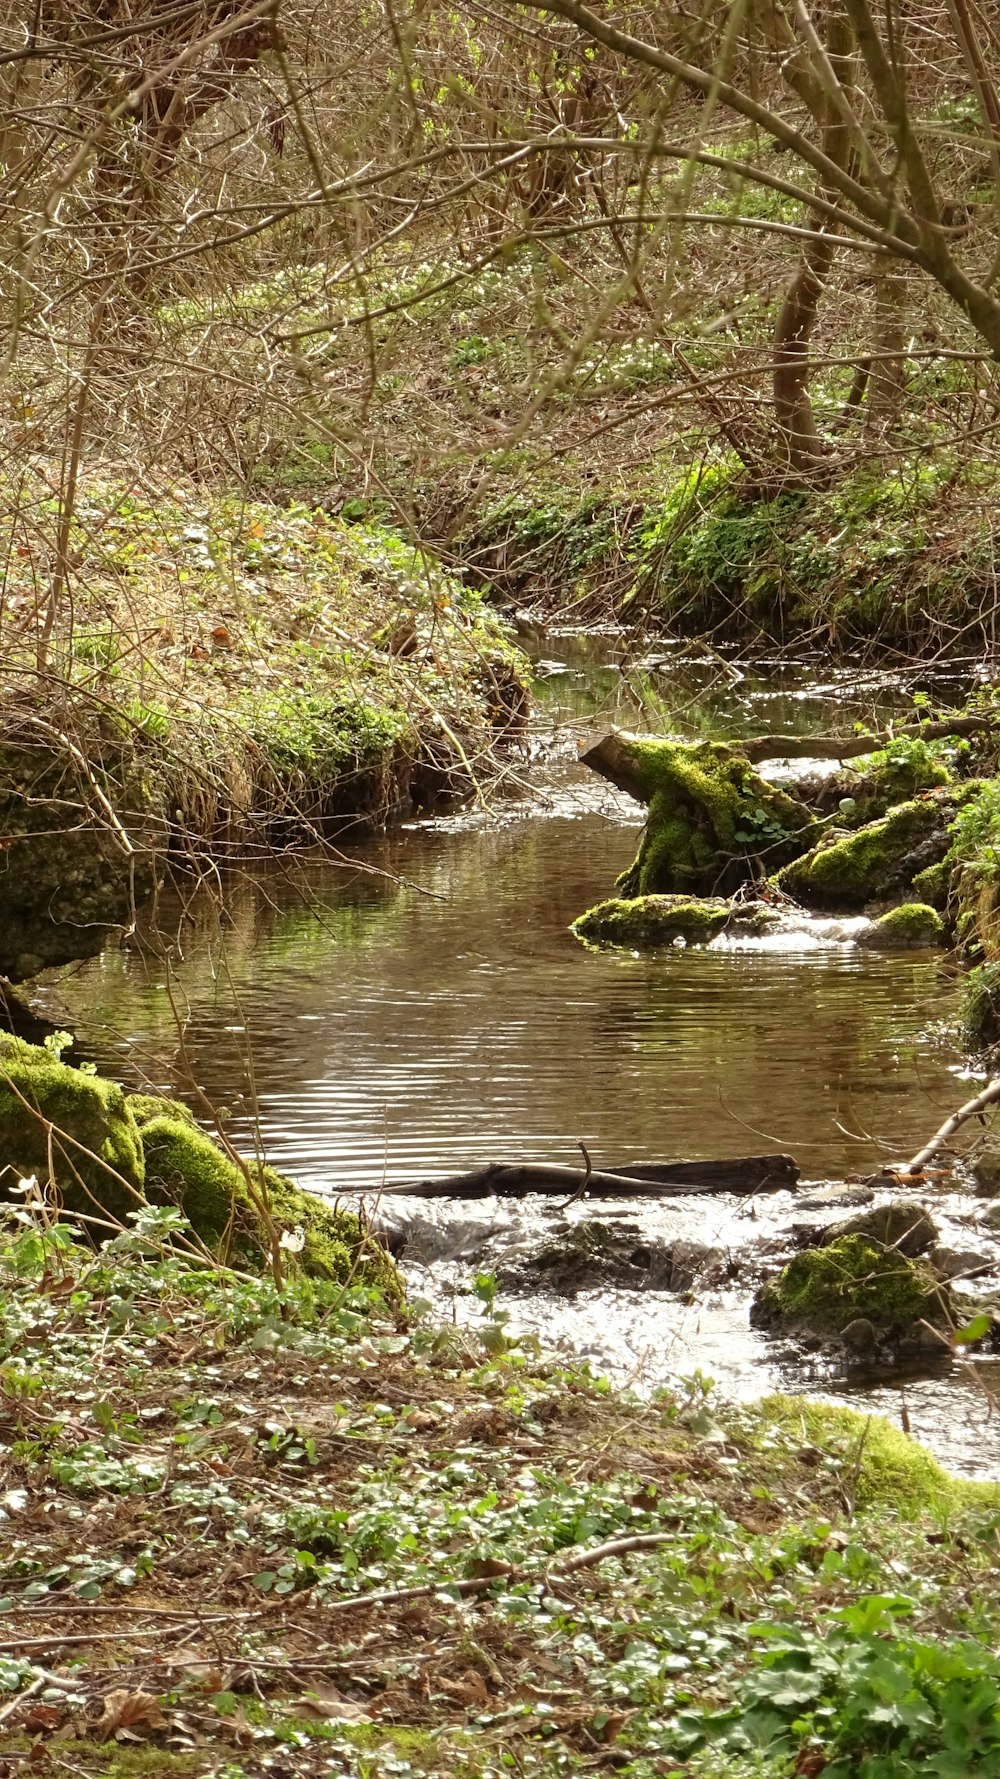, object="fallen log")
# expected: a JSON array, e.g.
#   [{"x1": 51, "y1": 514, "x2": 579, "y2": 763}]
[{"x1": 385, "y1": 1154, "x2": 799, "y2": 1199}]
